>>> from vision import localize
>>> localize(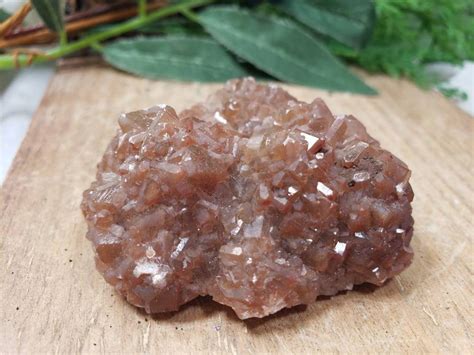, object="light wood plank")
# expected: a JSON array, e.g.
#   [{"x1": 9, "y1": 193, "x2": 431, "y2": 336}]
[{"x1": 1, "y1": 66, "x2": 472, "y2": 354}]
